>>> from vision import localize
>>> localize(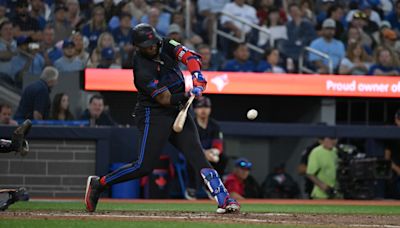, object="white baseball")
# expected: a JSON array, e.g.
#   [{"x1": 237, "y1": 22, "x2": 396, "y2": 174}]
[{"x1": 247, "y1": 109, "x2": 258, "y2": 120}]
